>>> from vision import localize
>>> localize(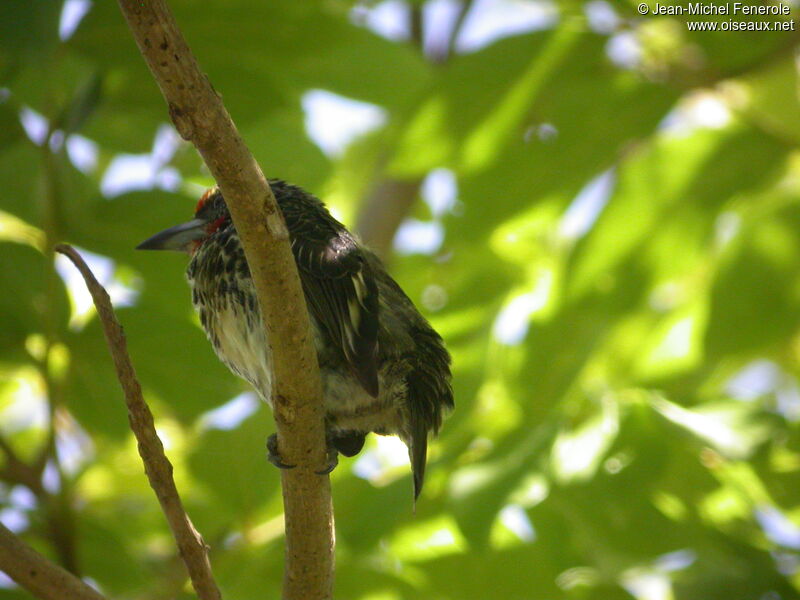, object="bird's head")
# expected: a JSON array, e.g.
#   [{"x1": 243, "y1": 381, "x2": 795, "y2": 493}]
[{"x1": 136, "y1": 187, "x2": 230, "y2": 254}]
